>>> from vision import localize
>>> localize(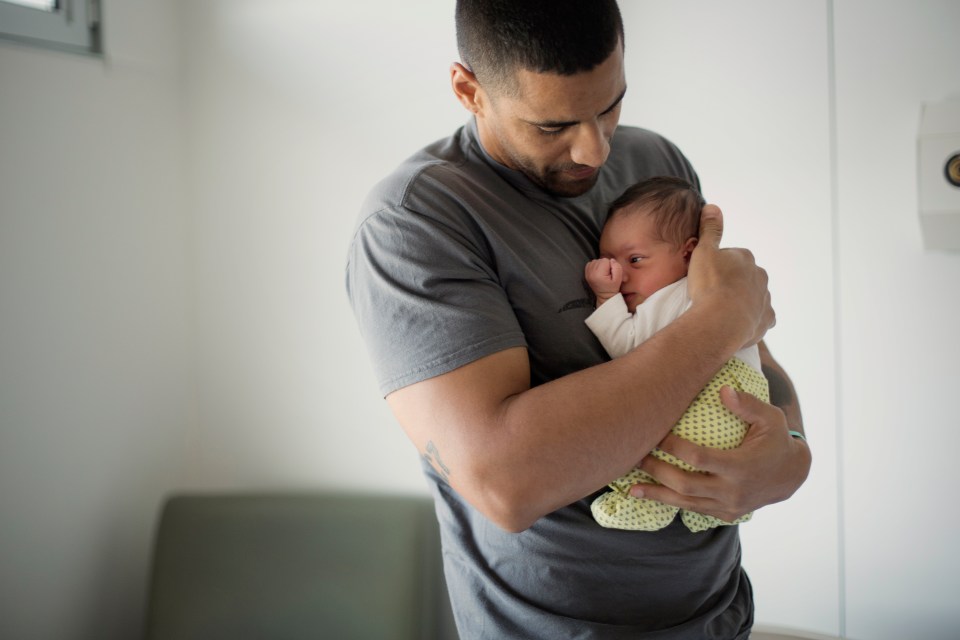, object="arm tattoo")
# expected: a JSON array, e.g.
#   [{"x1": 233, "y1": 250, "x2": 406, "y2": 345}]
[
  {"x1": 762, "y1": 363, "x2": 797, "y2": 414},
  {"x1": 423, "y1": 440, "x2": 451, "y2": 483}
]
